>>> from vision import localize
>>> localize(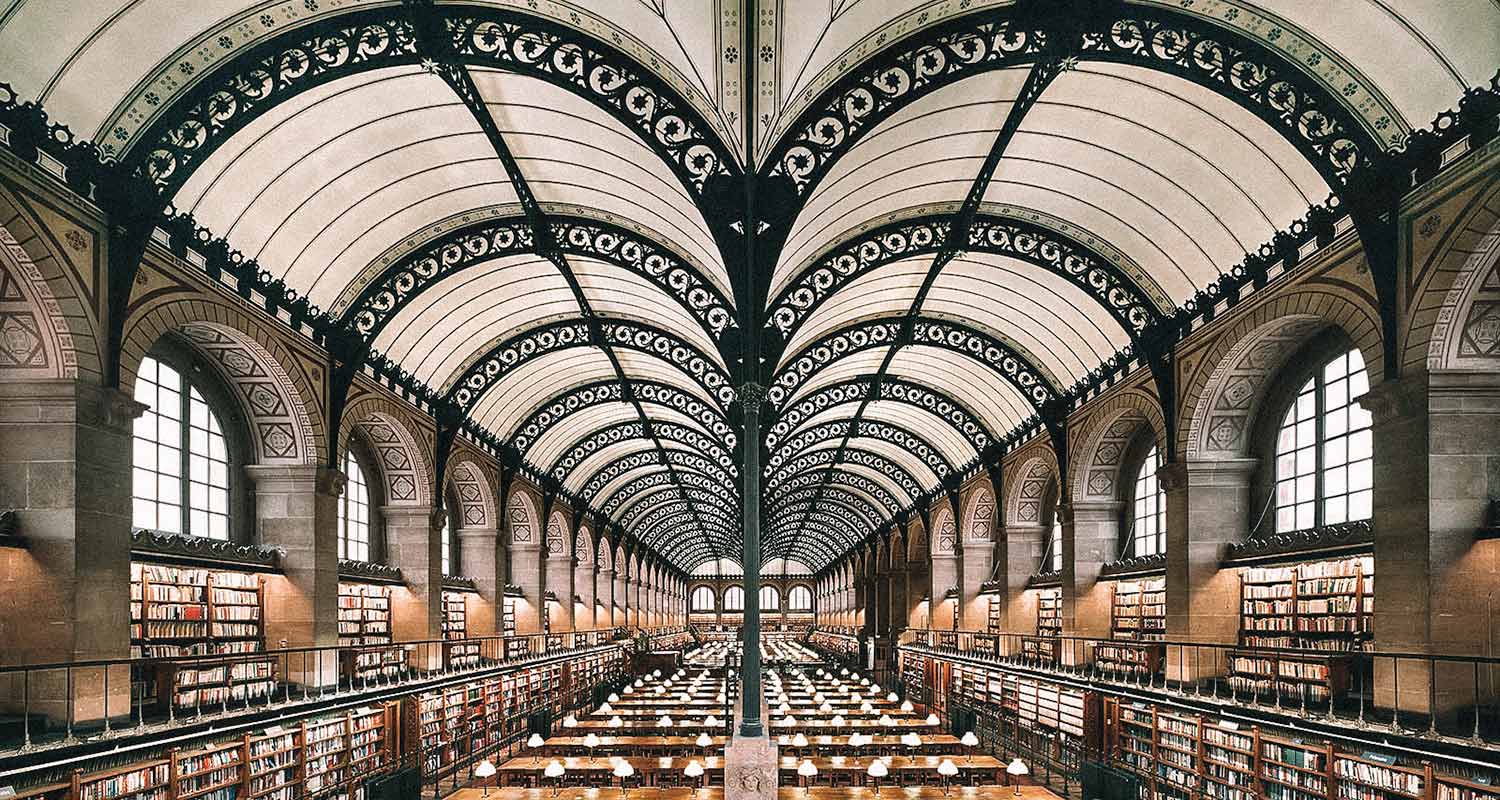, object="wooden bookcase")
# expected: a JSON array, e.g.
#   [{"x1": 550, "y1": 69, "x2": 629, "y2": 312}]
[
  {"x1": 337, "y1": 582, "x2": 392, "y2": 646},
  {"x1": 1036, "y1": 587, "x2": 1062, "y2": 636},
  {"x1": 339, "y1": 645, "x2": 410, "y2": 683},
  {"x1": 1020, "y1": 635, "x2": 1060, "y2": 666},
  {"x1": 1110, "y1": 577, "x2": 1166, "y2": 641},
  {"x1": 1230, "y1": 555, "x2": 1372, "y2": 703},
  {"x1": 441, "y1": 591, "x2": 467, "y2": 641},
  {"x1": 152, "y1": 657, "x2": 276, "y2": 713}
]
